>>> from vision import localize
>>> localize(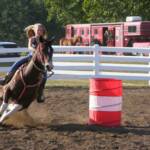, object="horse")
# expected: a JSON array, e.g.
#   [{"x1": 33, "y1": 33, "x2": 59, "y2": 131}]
[
  {"x1": 0, "y1": 37, "x2": 54, "y2": 123},
  {"x1": 59, "y1": 36, "x2": 82, "y2": 46},
  {"x1": 59, "y1": 36, "x2": 82, "y2": 54}
]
